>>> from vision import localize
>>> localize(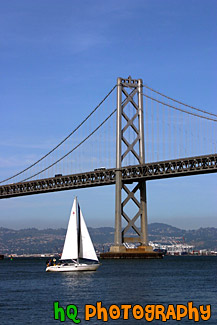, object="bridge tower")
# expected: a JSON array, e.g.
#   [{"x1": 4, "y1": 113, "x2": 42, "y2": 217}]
[{"x1": 108, "y1": 76, "x2": 155, "y2": 256}]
